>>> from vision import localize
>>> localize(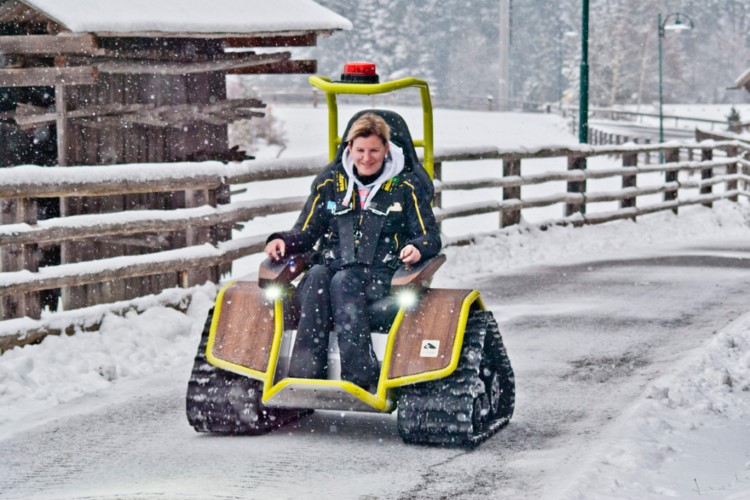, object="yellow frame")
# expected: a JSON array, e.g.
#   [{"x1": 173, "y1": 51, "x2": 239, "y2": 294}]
[
  {"x1": 205, "y1": 72, "x2": 466, "y2": 412},
  {"x1": 308, "y1": 75, "x2": 435, "y2": 179},
  {"x1": 206, "y1": 283, "x2": 484, "y2": 412}
]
